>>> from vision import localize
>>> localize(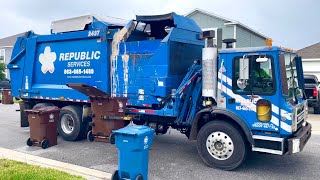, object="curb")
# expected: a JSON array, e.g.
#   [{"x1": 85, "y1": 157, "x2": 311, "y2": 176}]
[
  {"x1": 0, "y1": 147, "x2": 112, "y2": 180},
  {"x1": 313, "y1": 131, "x2": 320, "y2": 135}
]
